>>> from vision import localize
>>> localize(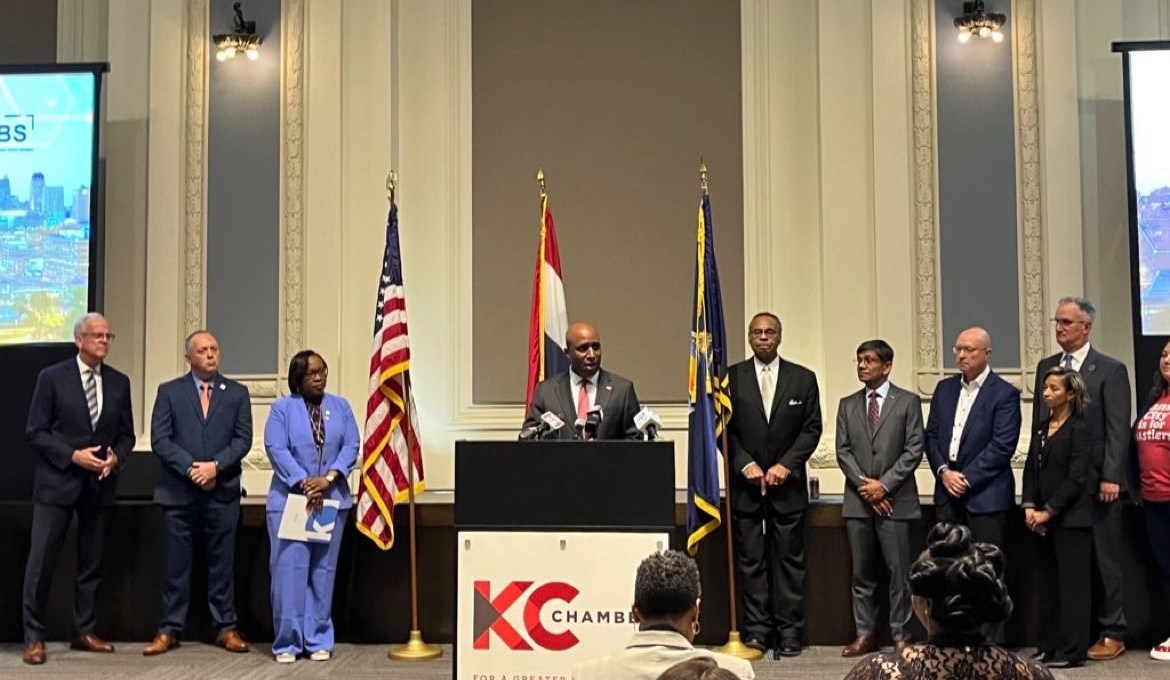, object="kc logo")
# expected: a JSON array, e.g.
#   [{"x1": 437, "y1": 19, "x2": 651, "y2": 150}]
[{"x1": 473, "y1": 580, "x2": 580, "y2": 651}]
